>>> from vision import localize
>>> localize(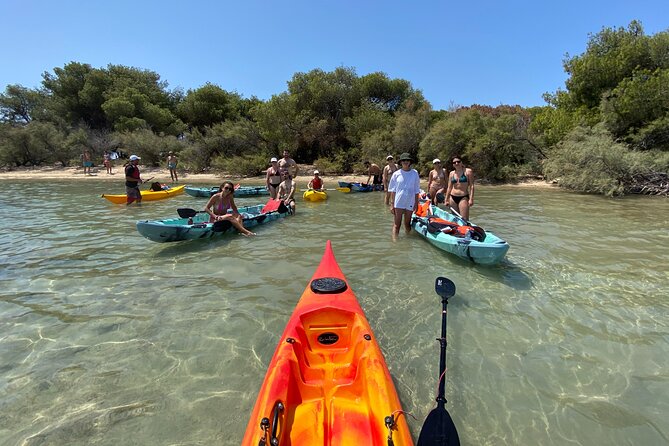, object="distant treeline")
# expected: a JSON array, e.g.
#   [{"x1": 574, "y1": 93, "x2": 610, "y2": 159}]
[{"x1": 1, "y1": 20, "x2": 667, "y2": 196}]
